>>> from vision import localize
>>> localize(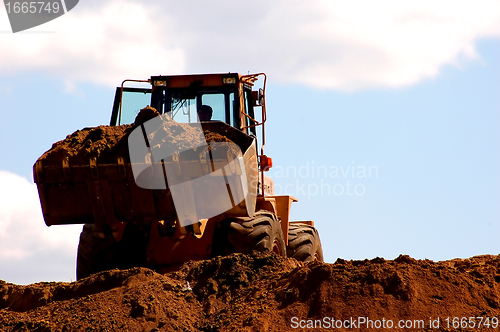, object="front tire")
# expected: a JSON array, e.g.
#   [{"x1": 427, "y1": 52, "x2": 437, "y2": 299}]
[
  {"x1": 222, "y1": 211, "x2": 286, "y2": 257},
  {"x1": 76, "y1": 223, "x2": 148, "y2": 280},
  {"x1": 286, "y1": 223, "x2": 323, "y2": 262}
]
